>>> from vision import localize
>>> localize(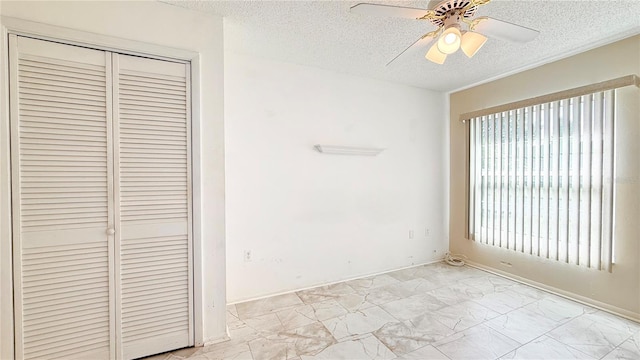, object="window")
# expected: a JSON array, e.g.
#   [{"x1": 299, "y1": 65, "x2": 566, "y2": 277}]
[{"x1": 467, "y1": 90, "x2": 616, "y2": 271}]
